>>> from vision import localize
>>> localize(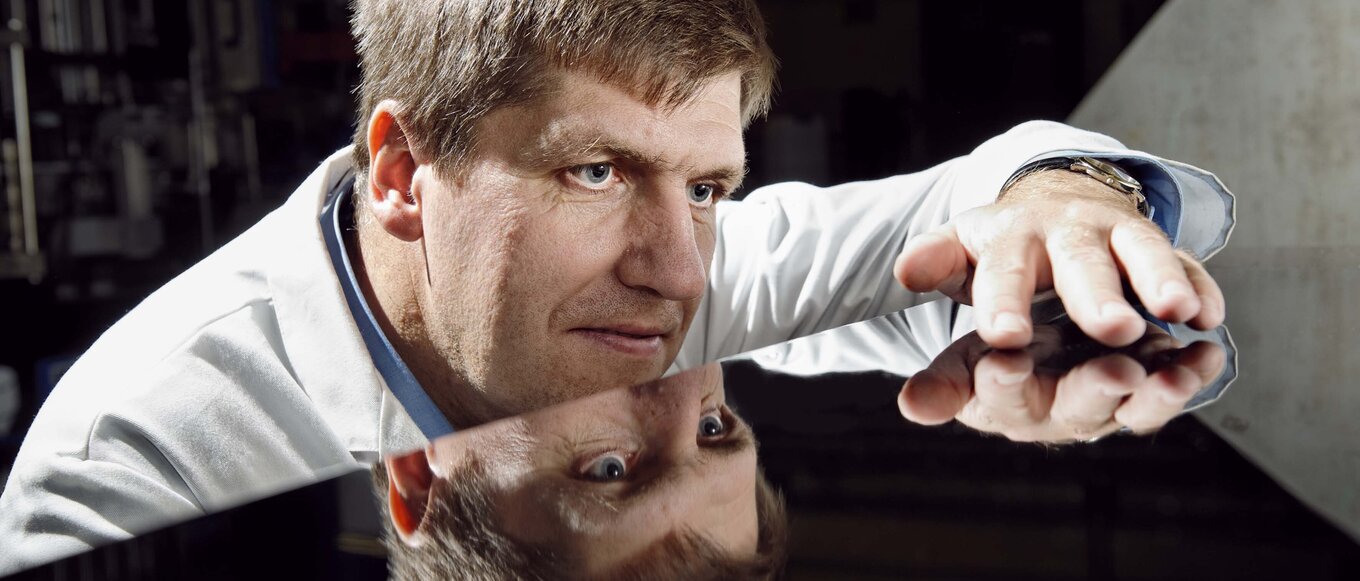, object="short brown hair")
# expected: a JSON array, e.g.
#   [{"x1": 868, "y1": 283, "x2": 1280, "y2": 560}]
[
  {"x1": 372, "y1": 460, "x2": 788, "y2": 580},
  {"x1": 350, "y1": 0, "x2": 777, "y2": 178}
]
